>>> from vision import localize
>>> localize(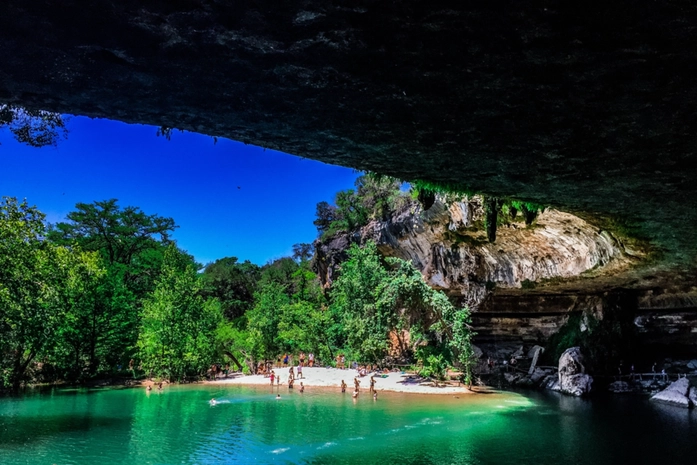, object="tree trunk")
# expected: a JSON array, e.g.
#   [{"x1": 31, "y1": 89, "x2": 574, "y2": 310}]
[{"x1": 223, "y1": 350, "x2": 244, "y2": 371}]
